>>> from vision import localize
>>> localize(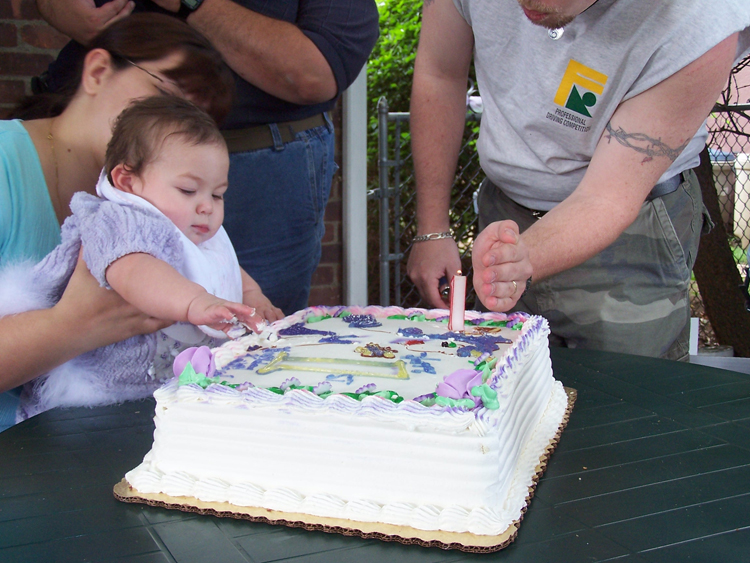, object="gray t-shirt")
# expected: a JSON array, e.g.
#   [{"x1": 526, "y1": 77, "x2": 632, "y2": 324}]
[{"x1": 454, "y1": 0, "x2": 750, "y2": 210}]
